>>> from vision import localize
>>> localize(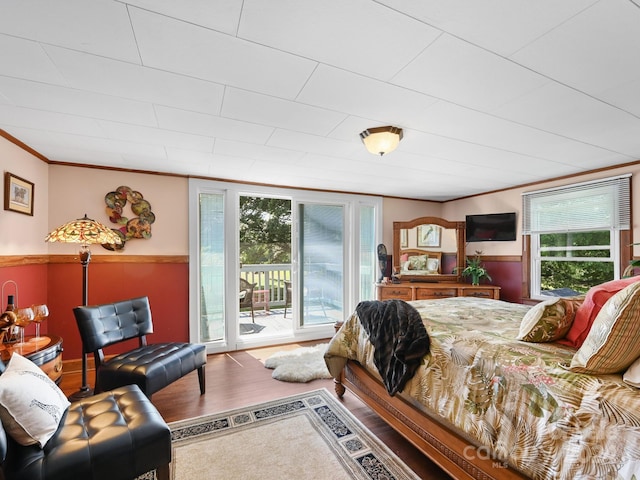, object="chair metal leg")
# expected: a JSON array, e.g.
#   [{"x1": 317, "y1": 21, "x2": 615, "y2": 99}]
[{"x1": 198, "y1": 365, "x2": 206, "y2": 395}]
